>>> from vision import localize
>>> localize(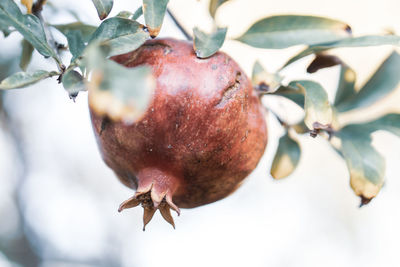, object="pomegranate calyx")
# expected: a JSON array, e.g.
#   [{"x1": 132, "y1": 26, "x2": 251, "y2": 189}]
[{"x1": 118, "y1": 190, "x2": 180, "y2": 230}]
